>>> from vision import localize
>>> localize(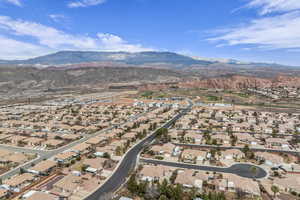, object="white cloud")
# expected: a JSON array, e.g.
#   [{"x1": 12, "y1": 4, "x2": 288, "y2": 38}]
[
  {"x1": 2, "y1": 0, "x2": 22, "y2": 6},
  {"x1": 209, "y1": 0, "x2": 300, "y2": 50},
  {"x1": 68, "y1": 0, "x2": 106, "y2": 8},
  {"x1": 209, "y1": 12, "x2": 300, "y2": 49},
  {"x1": 49, "y1": 14, "x2": 67, "y2": 23},
  {"x1": 247, "y1": 0, "x2": 300, "y2": 15},
  {"x1": 0, "y1": 16, "x2": 152, "y2": 59},
  {"x1": 0, "y1": 35, "x2": 48, "y2": 60},
  {"x1": 97, "y1": 33, "x2": 153, "y2": 52},
  {"x1": 0, "y1": 16, "x2": 98, "y2": 49}
]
